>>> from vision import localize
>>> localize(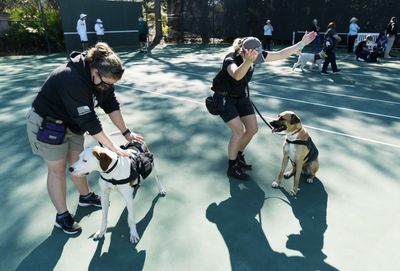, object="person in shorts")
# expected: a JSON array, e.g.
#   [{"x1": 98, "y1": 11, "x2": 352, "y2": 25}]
[
  {"x1": 218, "y1": 32, "x2": 317, "y2": 180},
  {"x1": 26, "y1": 42, "x2": 143, "y2": 235},
  {"x1": 138, "y1": 15, "x2": 149, "y2": 52}
]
